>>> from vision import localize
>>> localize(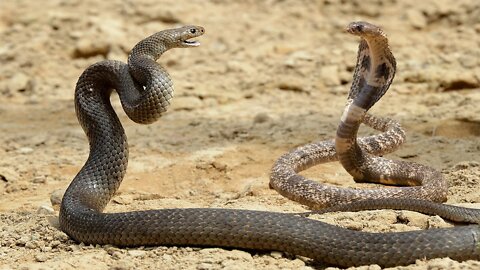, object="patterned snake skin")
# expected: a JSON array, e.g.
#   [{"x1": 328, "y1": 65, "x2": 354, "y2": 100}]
[
  {"x1": 59, "y1": 24, "x2": 480, "y2": 267},
  {"x1": 270, "y1": 22, "x2": 449, "y2": 208},
  {"x1": 271, "y1": 22, "x2": 480, "y2": 221}
]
